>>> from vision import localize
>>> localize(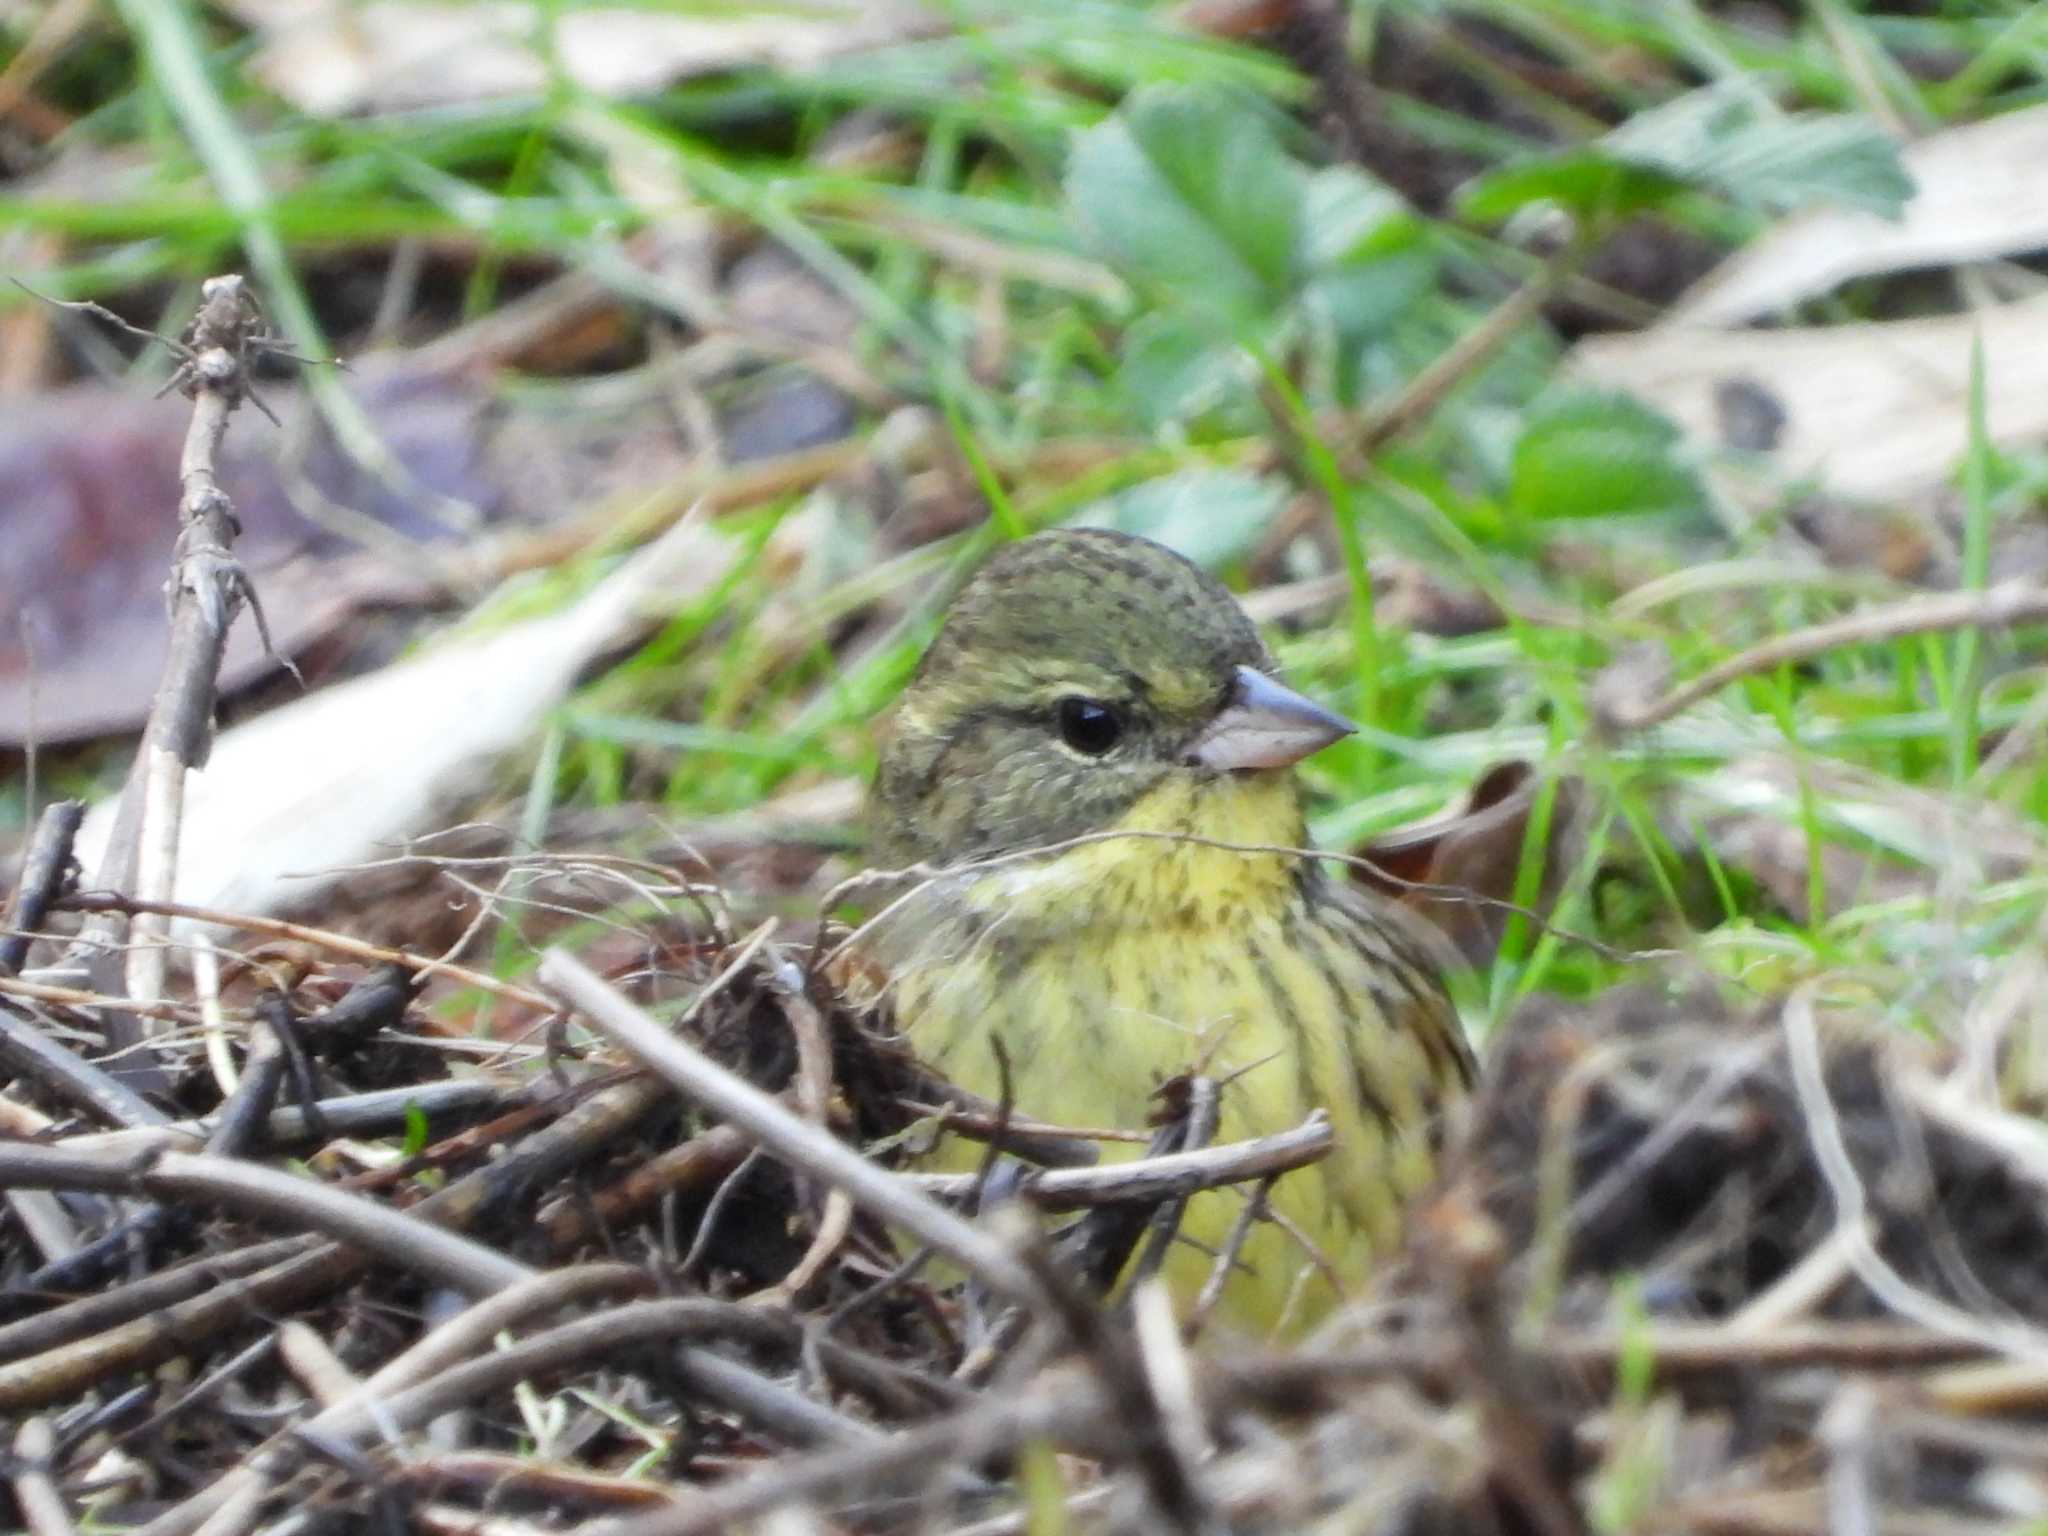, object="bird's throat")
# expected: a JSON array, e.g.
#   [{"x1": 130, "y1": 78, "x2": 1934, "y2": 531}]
[{"x1": 957, "y1": 769, "x2": 1311, "y2": 937}]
